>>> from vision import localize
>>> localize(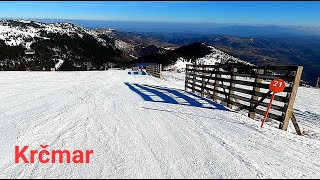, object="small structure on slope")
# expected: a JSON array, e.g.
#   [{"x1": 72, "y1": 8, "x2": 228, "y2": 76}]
[
  {"x1": 316, "y1": 77, "x2": 320, "y2": 88},
  {"x1": 24, "y1": 49, "x2": 35, "y2": 55},
  {"x1": 83, "y1": 62, "x2": 93, "y2": 71}
]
